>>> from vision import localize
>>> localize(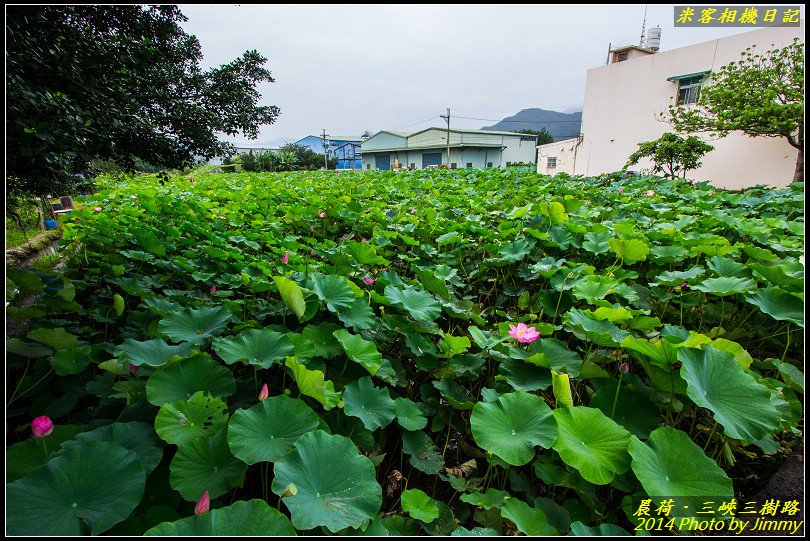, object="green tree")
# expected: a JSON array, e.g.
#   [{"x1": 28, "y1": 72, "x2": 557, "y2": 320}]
[
  {"x1": 280, "y1": 144, "x2": 337, "y2": 170},
  {"x1": 516, "y1": 128, "x2": 554, "y2": 146},
  {"x1": 664, "y1": 38, "x2": 804, "y2": 183},
  {"x1": 6, "y1": 5, "x2": 280, "y2": 198},
  {"x1": 625, "y1": 132, "x2": 714, "y2": 179}
]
